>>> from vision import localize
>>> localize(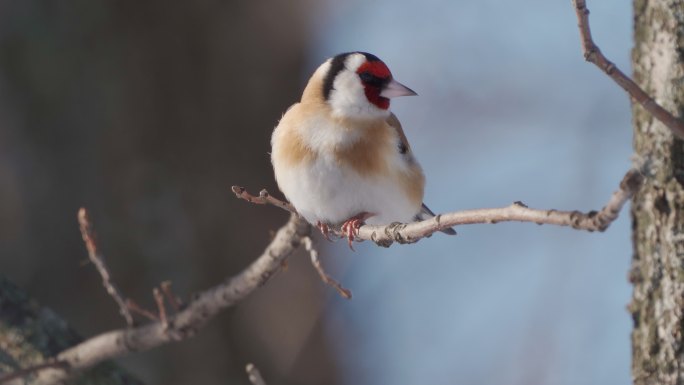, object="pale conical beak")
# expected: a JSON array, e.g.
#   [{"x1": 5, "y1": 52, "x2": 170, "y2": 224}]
[{"x1": 380, "y1": 79, "x2": 418, "y2": 98}]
